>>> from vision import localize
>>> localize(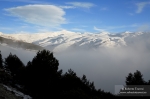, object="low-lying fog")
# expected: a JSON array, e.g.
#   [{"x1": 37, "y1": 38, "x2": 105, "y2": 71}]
[{"x1": 55, "y1": 47, "x2": 150, "y2": 94}]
